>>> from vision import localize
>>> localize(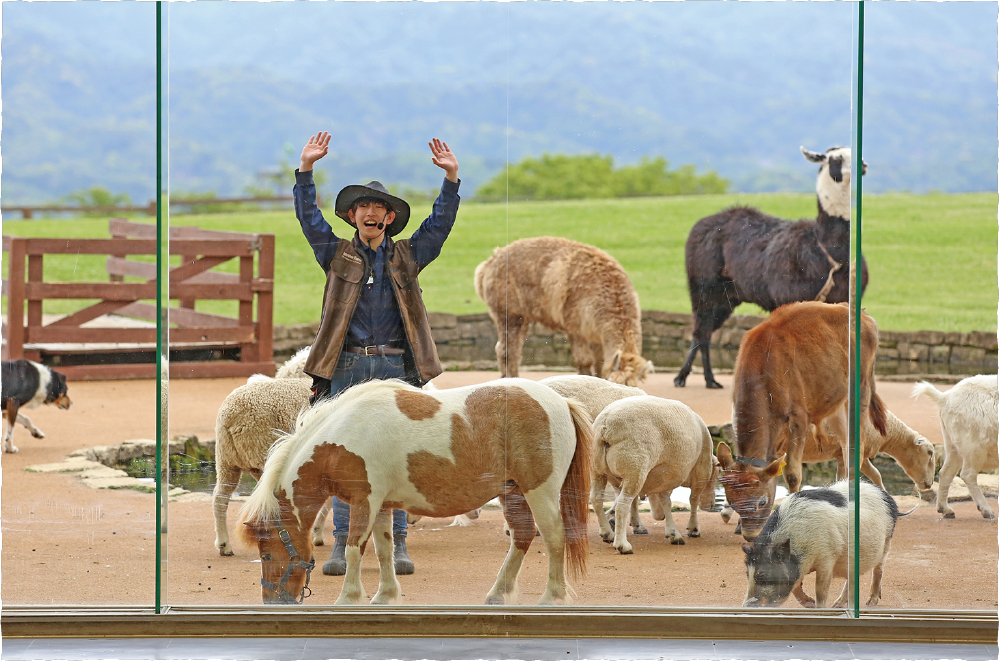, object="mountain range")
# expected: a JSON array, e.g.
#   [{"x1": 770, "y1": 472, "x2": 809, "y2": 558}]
[{"x1": 2, "y1": 1, "x2": 996, "y2": 205}]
